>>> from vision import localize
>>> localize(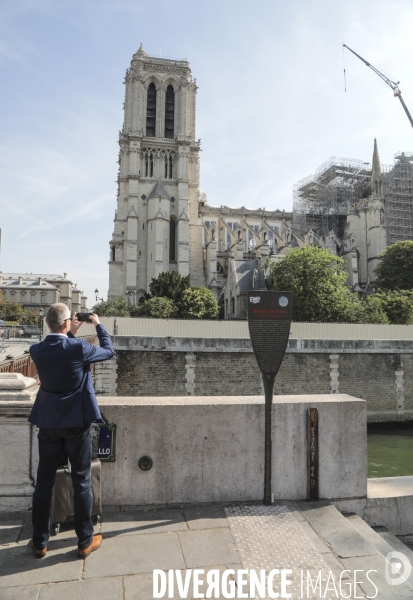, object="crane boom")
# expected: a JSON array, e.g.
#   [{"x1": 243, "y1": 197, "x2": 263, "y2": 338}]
[{"x1": 343, "y1": 43, "x2": 413, "y2": 129}]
